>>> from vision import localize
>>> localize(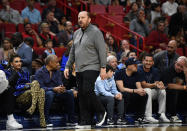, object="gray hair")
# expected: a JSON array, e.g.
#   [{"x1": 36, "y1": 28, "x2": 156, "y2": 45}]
[
  {"x1": 107, "y1": 55, "x2": 117, "y2": 63},
  {"x1": 176, "y1": 56, "x2": 187, "y2": 66},
  {"x1": 45, "y1": 55, "x2": 57, "y2": 65}
]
